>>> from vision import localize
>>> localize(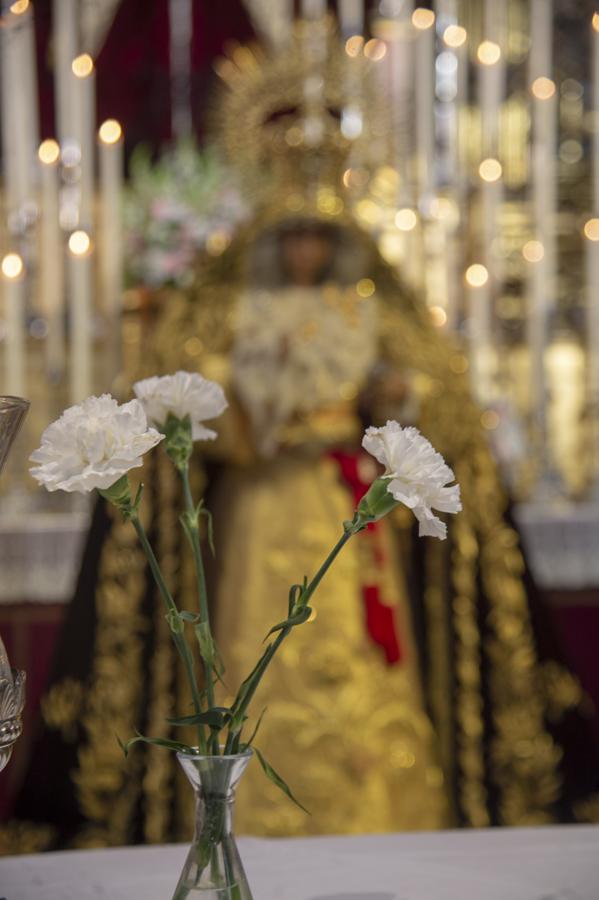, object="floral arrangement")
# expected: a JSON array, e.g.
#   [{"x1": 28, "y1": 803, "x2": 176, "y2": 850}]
[
  {"x1": 30, "y1": 371, "x2": 461, "y2": 803},
  {"x1": 124, "y1": 141, "x2": 249, "y2": 290}
]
